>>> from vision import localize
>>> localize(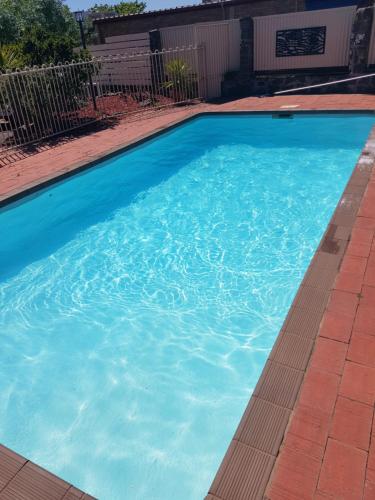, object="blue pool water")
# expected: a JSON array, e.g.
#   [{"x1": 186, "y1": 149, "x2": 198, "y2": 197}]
[{"x1": 0, "y1": 114, "x2": 373, "y2": 499}]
